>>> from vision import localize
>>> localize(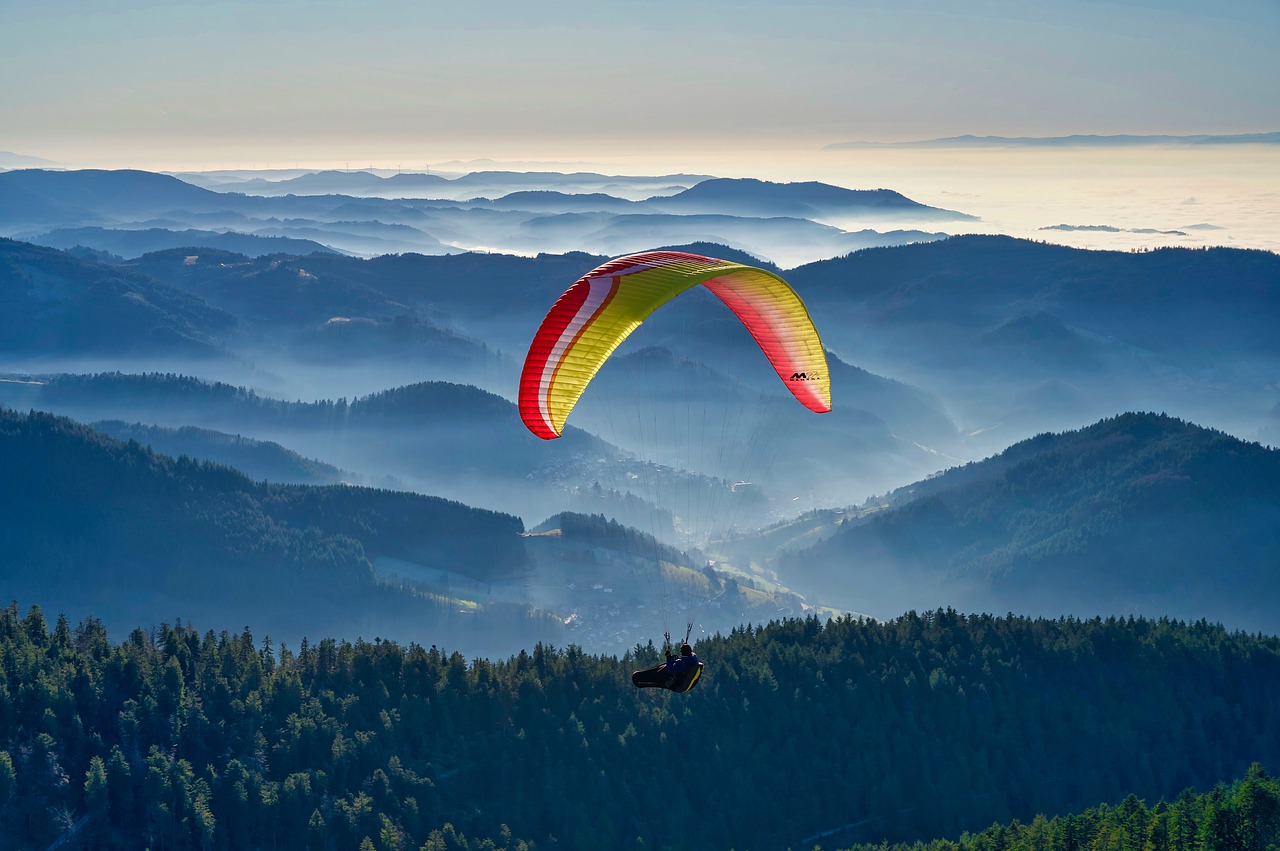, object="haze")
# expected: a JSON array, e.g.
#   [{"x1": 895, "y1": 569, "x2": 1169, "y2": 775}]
[{"x1": 4, "y1": 0, "x2": 1277, "y2": 169}]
